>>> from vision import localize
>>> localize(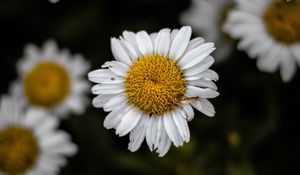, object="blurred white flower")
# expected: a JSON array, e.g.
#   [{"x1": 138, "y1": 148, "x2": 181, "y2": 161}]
[
  {"x1": 88, "y1": 26, "x2": 219, "y2": 156},
  {"x1": 0, "y1": 96, "x2": 77, "y2": 175},
  {"x1": 11, "y1": 40, "x2": 90, "y2": 119},
  {"x1": 224, "y1": 0, "x2": 300, "y2": 82},
  {"x1": 49, "y1": 0, "x2": 59, "y2": 4},
  {"x1": 181, "y1": 0, "x2": 234, "y2": 62}
]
